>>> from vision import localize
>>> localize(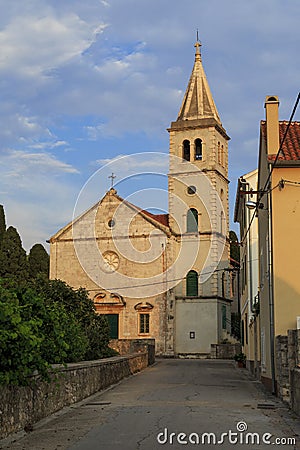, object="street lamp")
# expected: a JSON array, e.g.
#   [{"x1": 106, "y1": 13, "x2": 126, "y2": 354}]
[{"x1": 245, "y1": 201, "x2": 264, "y2": 210}]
